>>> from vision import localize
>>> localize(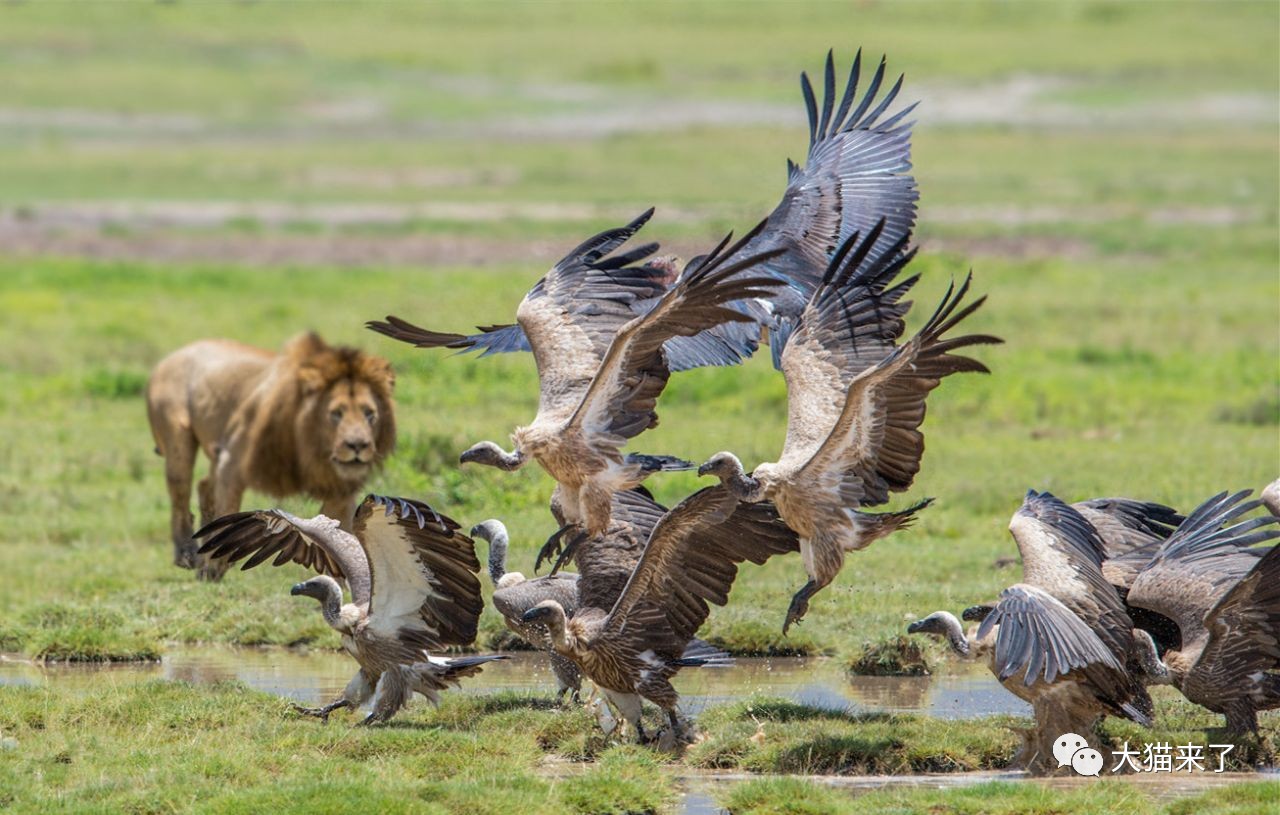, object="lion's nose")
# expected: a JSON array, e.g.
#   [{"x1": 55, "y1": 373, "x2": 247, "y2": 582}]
[{"x1": 345, "y1": 440, "x2": 370, "y2": 454}]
